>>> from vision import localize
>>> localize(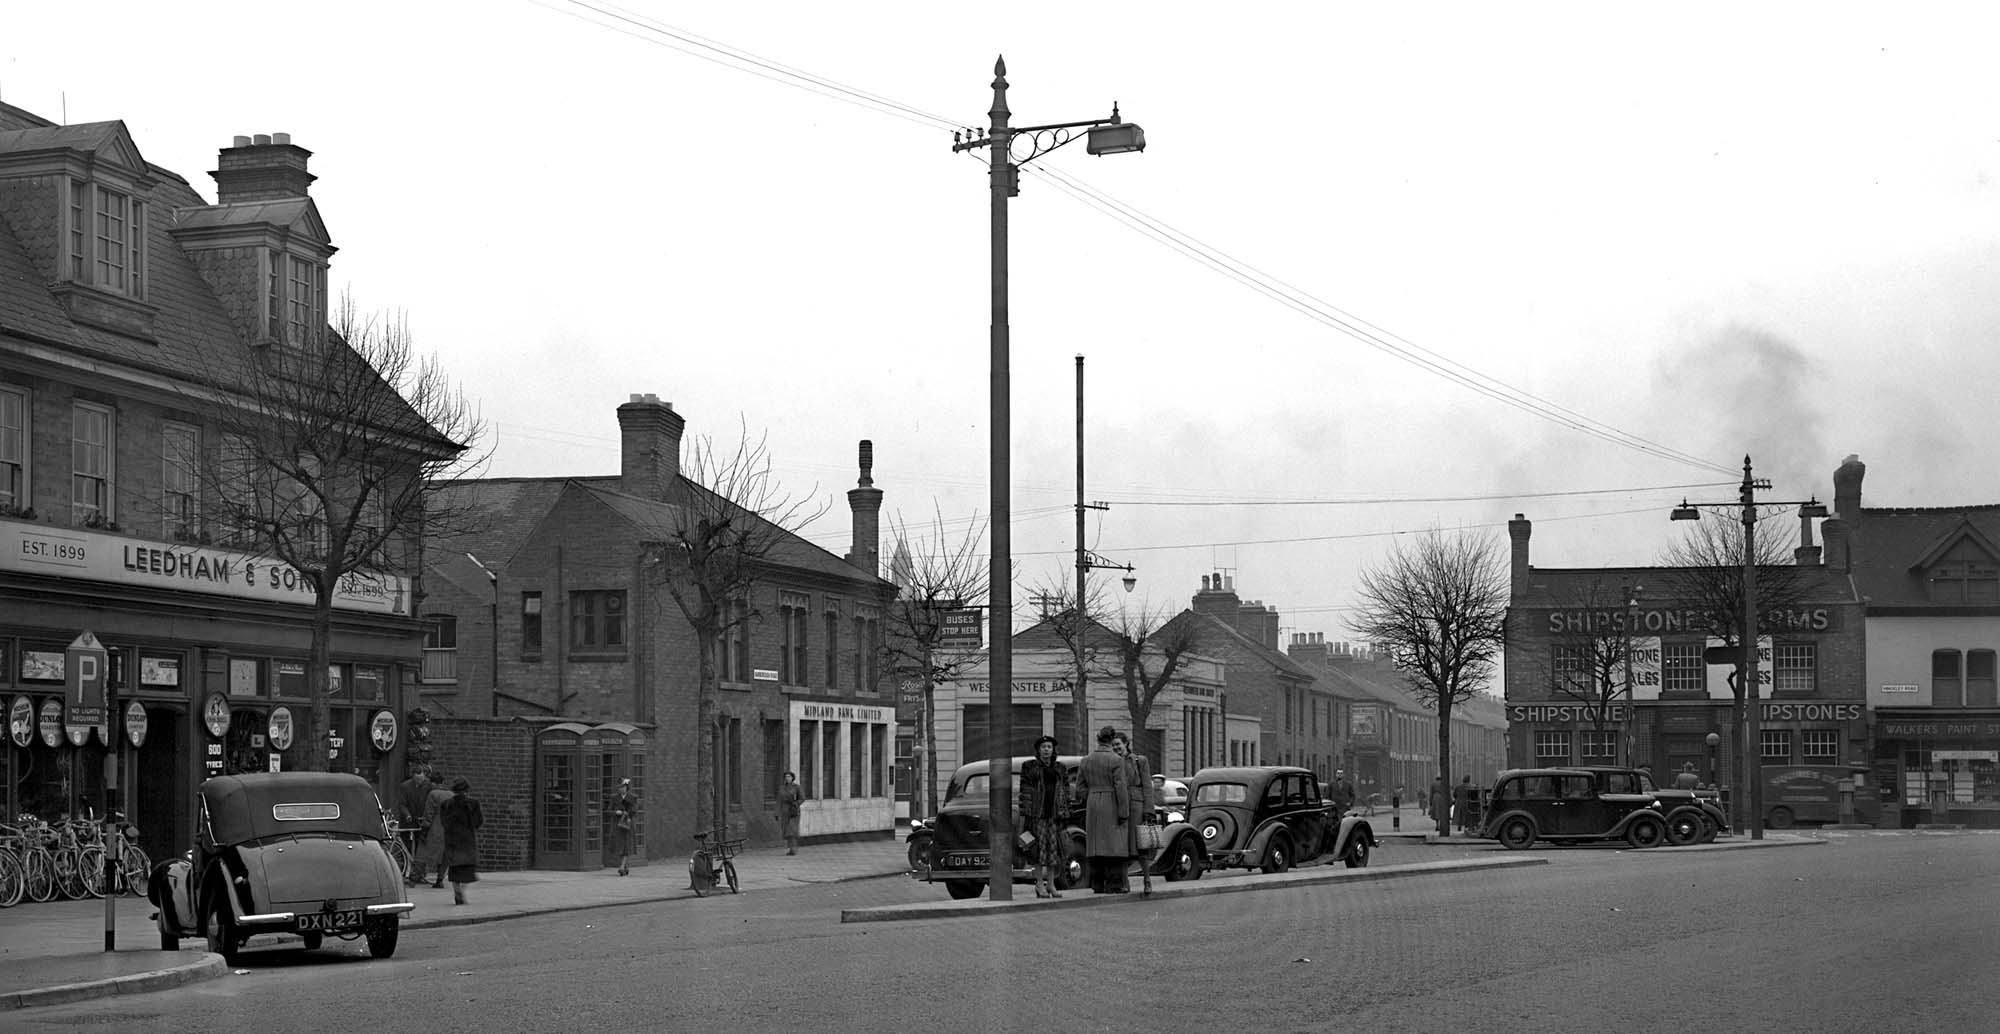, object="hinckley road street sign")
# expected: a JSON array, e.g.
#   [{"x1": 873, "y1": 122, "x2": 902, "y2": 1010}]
[{"x1": 65, "y1": 630, "x2": 108, "y2": 727}]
